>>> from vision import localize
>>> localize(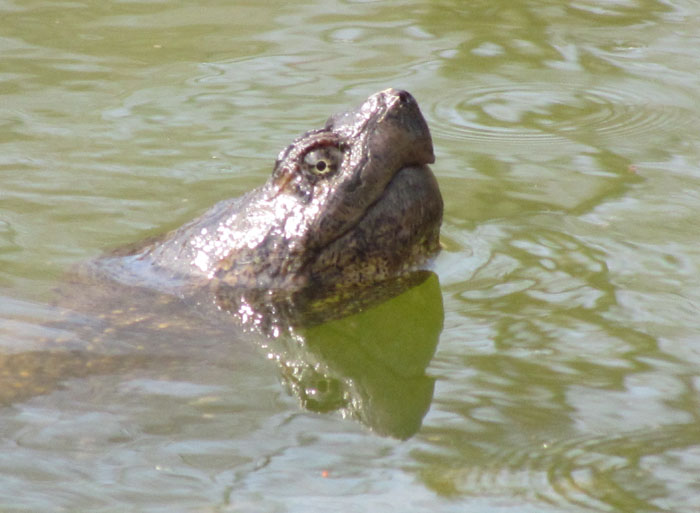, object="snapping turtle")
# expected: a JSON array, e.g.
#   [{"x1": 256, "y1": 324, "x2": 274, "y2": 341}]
[
  {"x1": 81, "y1": 88, "x2": 443, "y2": 329},
  {"x1": 4, "y1": 90, "x2": 444, "y2": 437}
]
